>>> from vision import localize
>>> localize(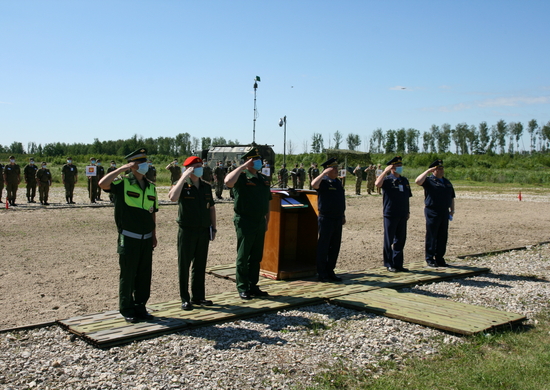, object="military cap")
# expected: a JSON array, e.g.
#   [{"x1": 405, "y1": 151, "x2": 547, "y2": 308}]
[
  {"x1": 41, "y1": 161, "x2": 47, "y2": 165},
  {"x1": 183, "y1": 156, "x2": 203, "y2": 167},
  {"x1": 124, "y1": 148, "x2": 148, "y2": 163},
  {"x1": 386, "y1": 156, "x2": 403, "y2": 166},
  {"x1": 8, "y1": 155, "x2": 15, "y2": 159},
  {"x1": 429, "y1": 159, "x2": 444, "y2": 168},
  {"x1": 29, "y1": 157, "x2": 35, "y2": 161},
  {"x1": 110, "y1": 160, "x2": 116, "y2": 164},
  {"x1": 90, "y1": 157, "x2": 96, "y2": 161},
  {"x1": 321, "y1": 157, "x2": 338, "y2": 169},
  {"x1": 242, "y1": 148, "x2": 261, "y2": 160}
]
